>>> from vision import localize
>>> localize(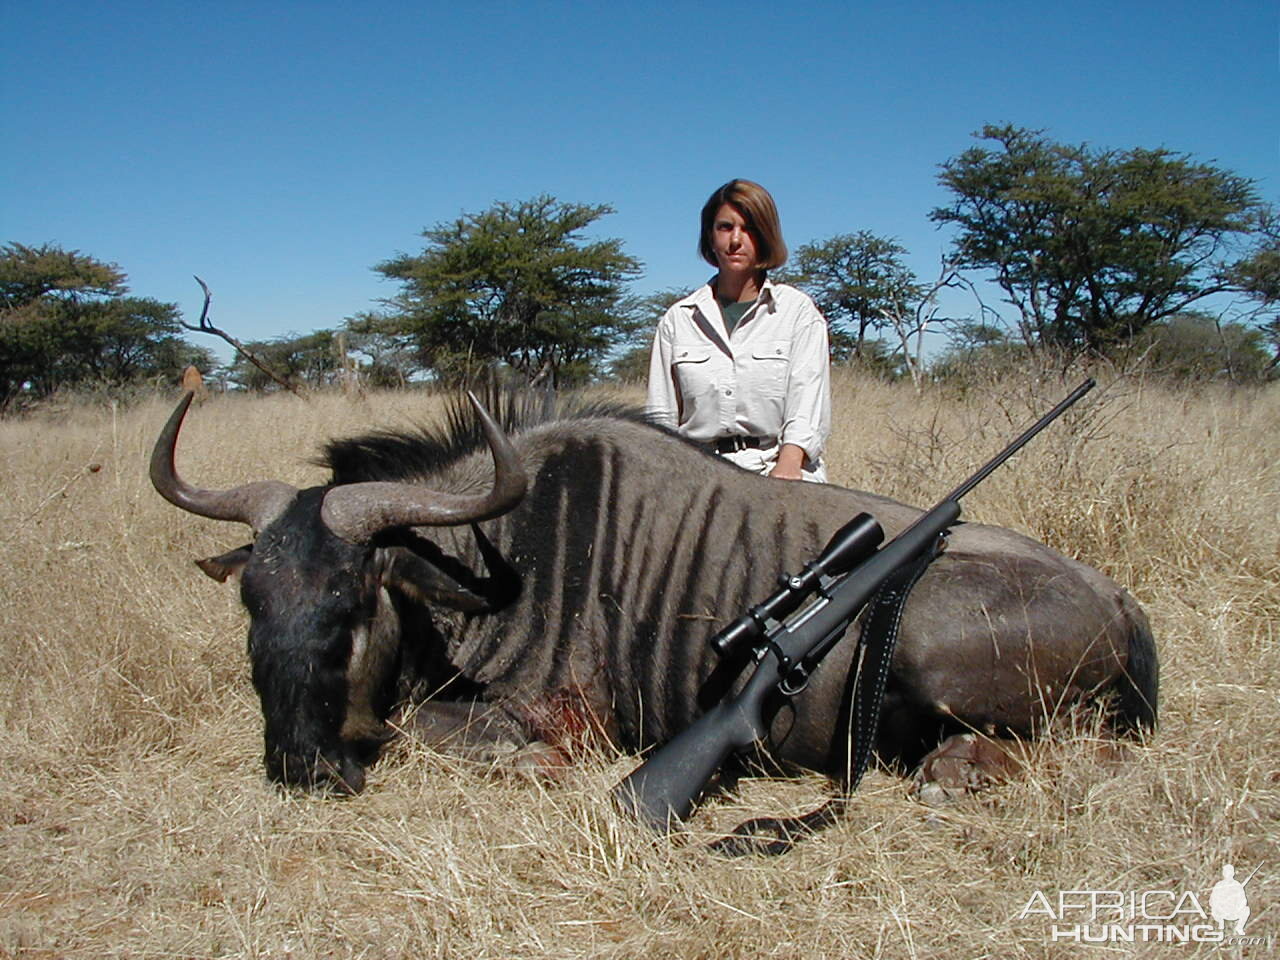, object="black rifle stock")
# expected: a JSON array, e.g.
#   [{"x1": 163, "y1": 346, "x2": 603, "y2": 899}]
[{"x1": 614, "y1": 378, "x2": 1096, "y2": 831}]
